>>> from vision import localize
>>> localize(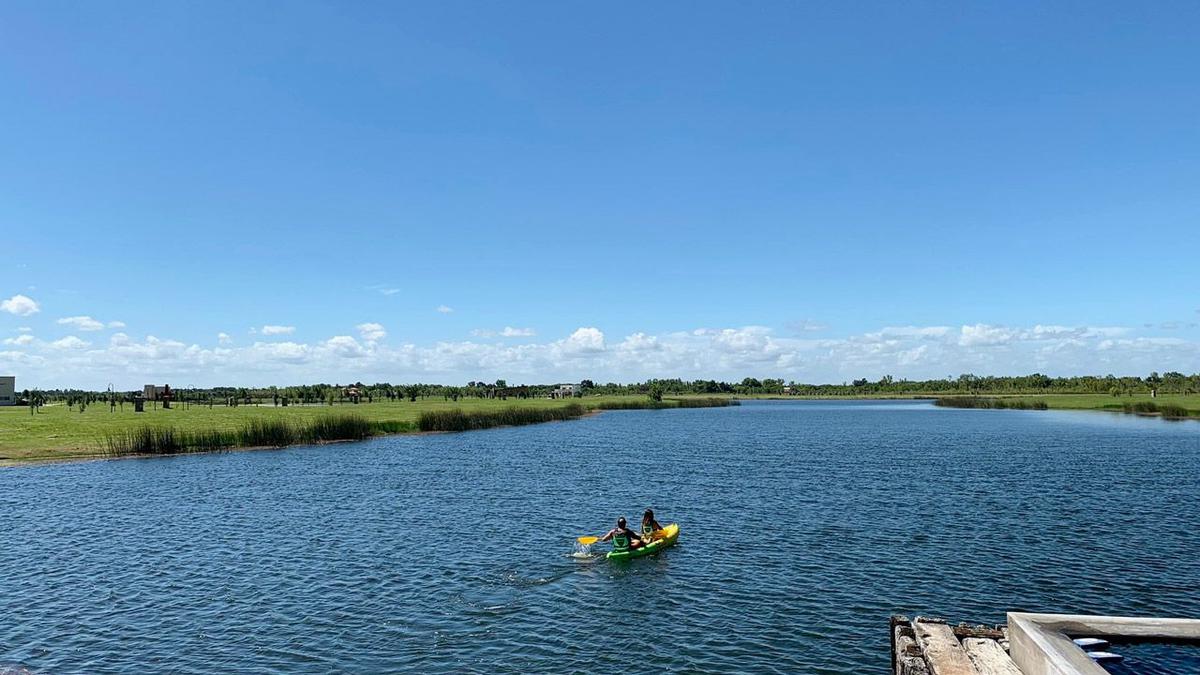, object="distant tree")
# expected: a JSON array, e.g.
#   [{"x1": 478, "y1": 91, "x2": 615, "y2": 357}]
[{"x1": 648, "y1": 383, "x2": 664, "y2": 402}]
